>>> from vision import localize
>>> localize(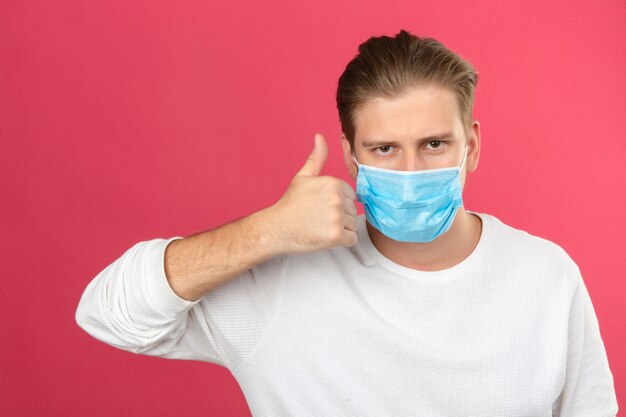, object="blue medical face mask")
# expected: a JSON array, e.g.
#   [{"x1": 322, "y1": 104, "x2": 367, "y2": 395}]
[{"x1": 353, "y1": 145, "x2": 468, "y2": 243}]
